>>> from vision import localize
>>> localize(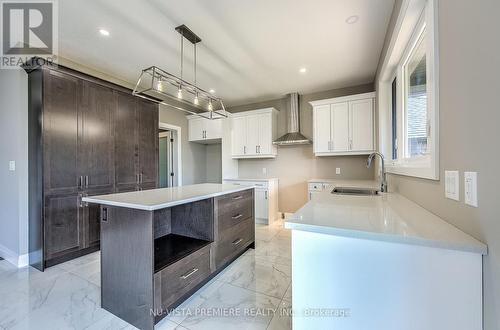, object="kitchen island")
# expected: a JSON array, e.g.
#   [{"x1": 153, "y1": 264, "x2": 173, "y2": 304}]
[
  {"x1": 285, "y1": 189, "x2": 487, "y2": 330},
  {"x1": 83, "y1": 183, "x2": 255, "y2": 330}
]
